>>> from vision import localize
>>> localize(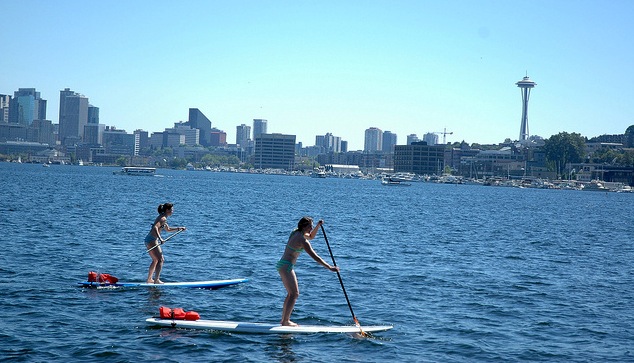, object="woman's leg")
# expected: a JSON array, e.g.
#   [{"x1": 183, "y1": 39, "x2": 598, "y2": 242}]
[
  {"x1": 147, "y1": 246, "x2": 163, "y2": 283},
  {"x1": 279, "y1": 269, "x2": 299, "y2": 326}
]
